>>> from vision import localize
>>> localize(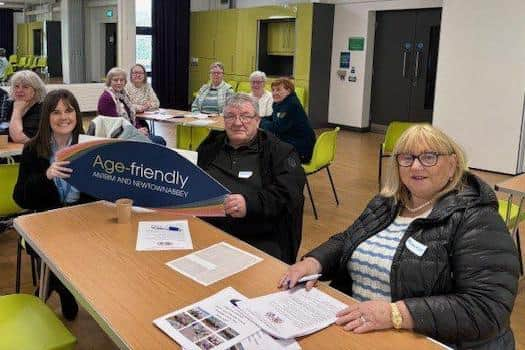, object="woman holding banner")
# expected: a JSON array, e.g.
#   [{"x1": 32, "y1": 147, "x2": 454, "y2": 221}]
[{"x1": 14, "y1": 89, "x2": 93, "y2": 320}]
